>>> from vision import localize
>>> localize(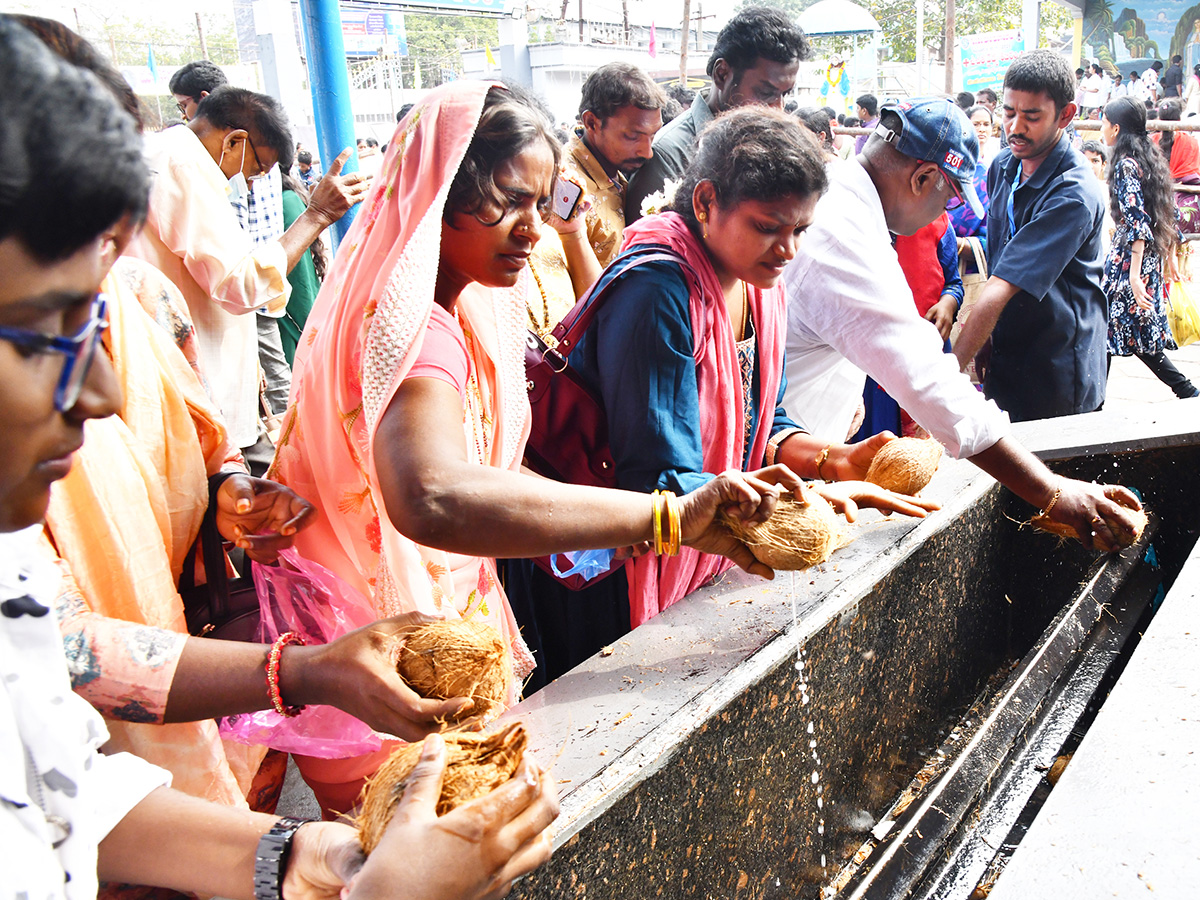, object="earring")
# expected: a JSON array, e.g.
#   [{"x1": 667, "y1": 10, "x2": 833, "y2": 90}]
[{"x1": 699, "y1": 213, "x2": 708, "y2": 240}]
